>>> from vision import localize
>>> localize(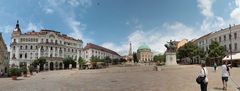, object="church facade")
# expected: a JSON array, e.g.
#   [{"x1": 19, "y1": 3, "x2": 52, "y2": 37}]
[{"x1": 137, "y1": 44, "x2": 153, "y2": 63}]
